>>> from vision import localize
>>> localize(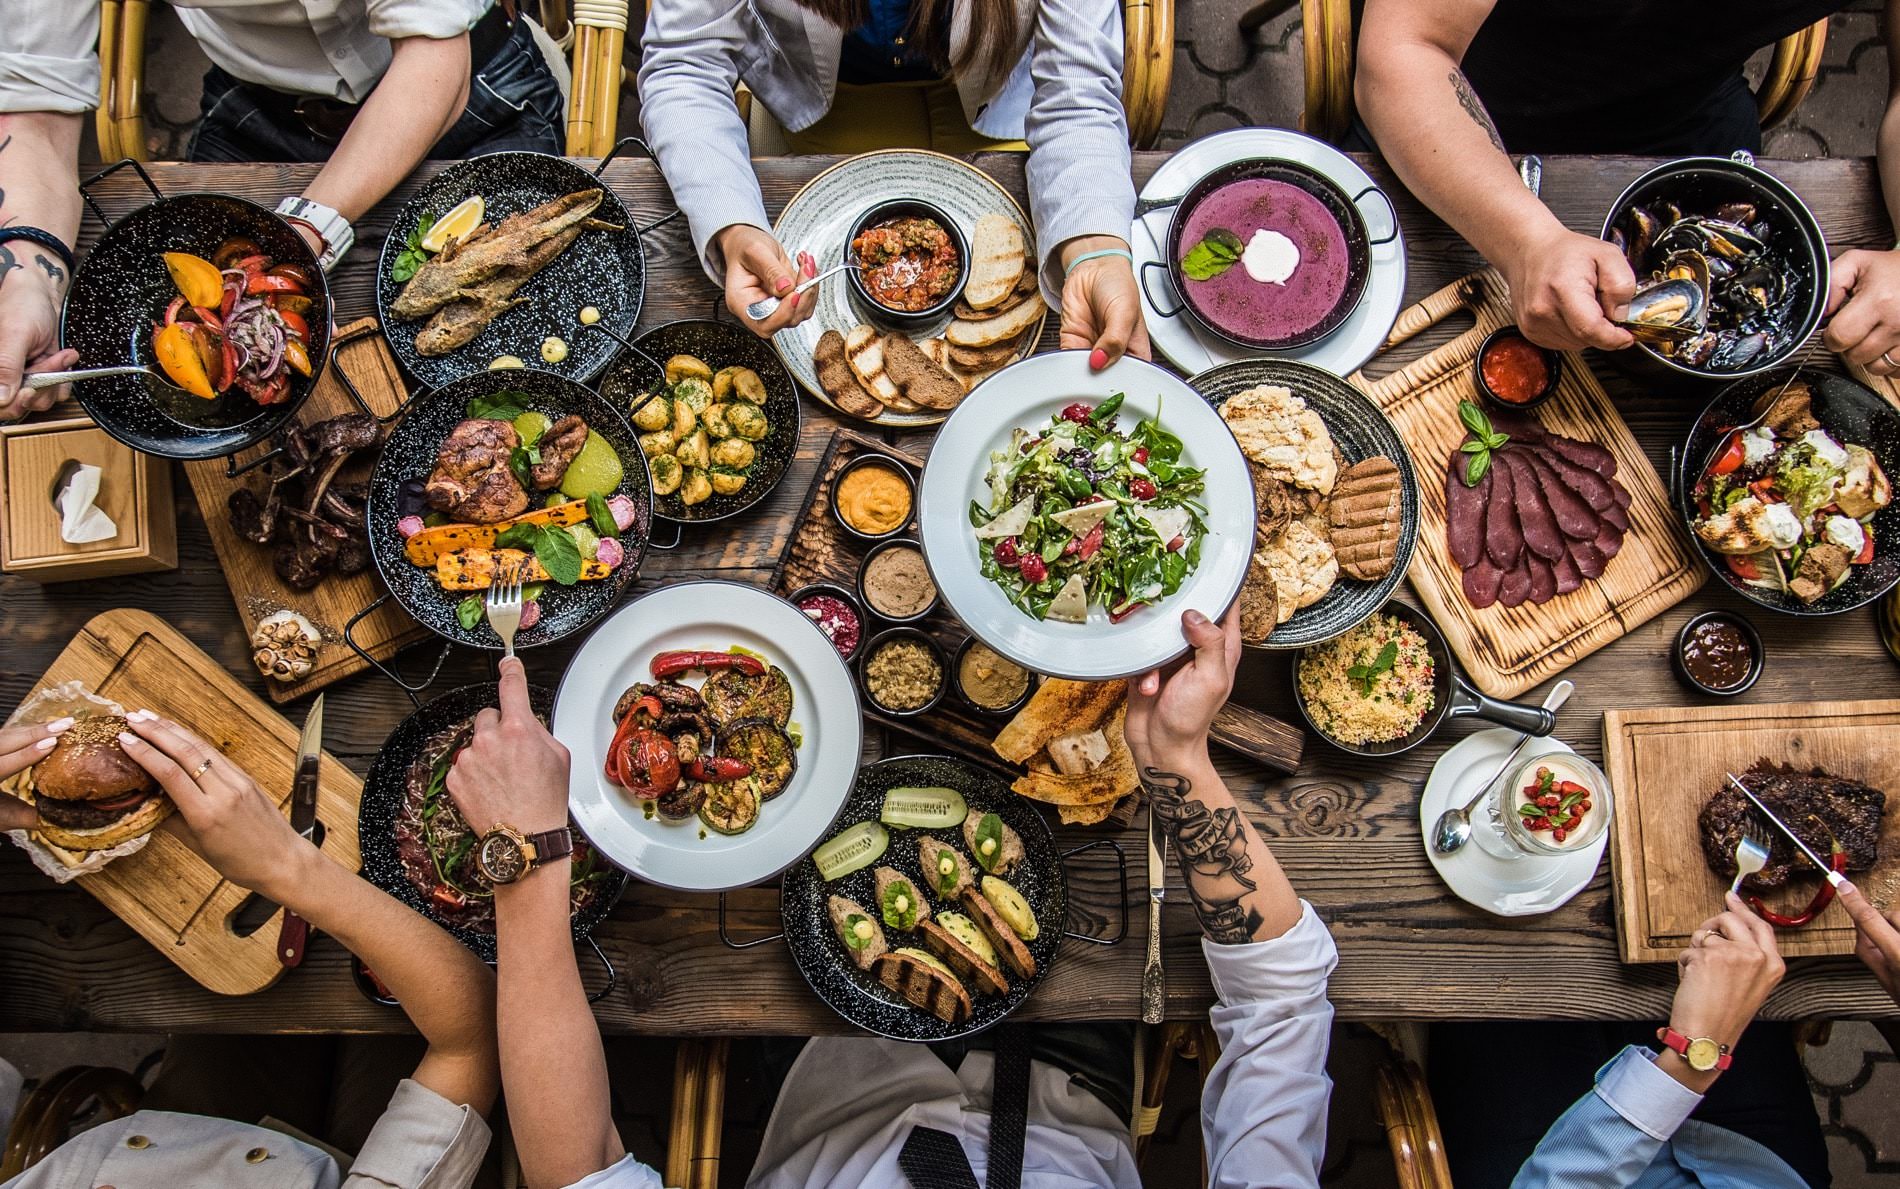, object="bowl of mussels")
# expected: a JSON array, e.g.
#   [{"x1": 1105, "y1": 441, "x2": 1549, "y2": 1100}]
[{"x1": 1600, "y1": 152, "x2": 1827, "y2": 380}]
